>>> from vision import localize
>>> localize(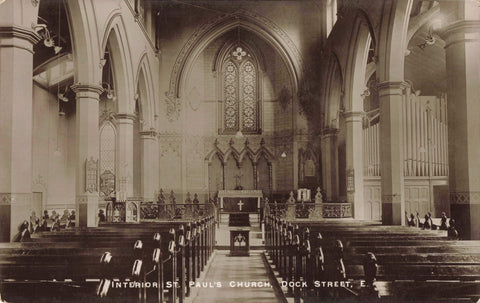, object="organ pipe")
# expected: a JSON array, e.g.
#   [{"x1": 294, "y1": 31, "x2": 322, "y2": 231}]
[{"x1": 362, "y1": 95, "x2": 448, "y2": 177}]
